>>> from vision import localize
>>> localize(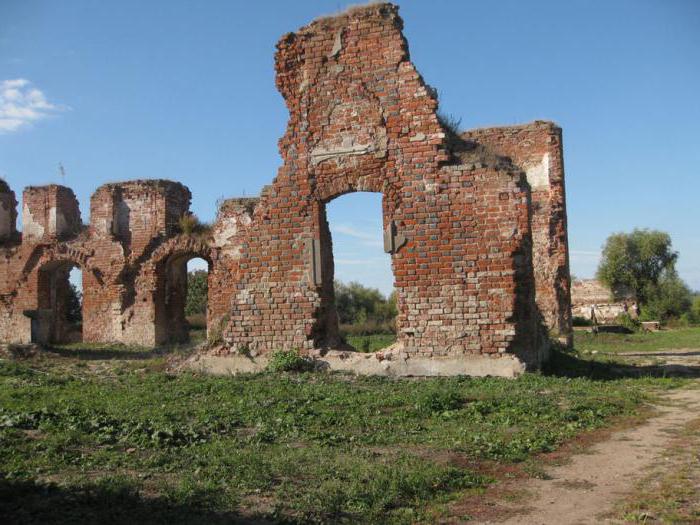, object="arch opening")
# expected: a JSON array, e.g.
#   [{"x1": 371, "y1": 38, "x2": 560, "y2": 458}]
[
  {"x1": 155, "y1": 253, "x2": 210, "y2": 345},
  {"x1": 31, "y1": 261, "x2": 83, "y2": 344},
  {"x1": 320, "y1": 192, "x2": 398, "y2": 352}
]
